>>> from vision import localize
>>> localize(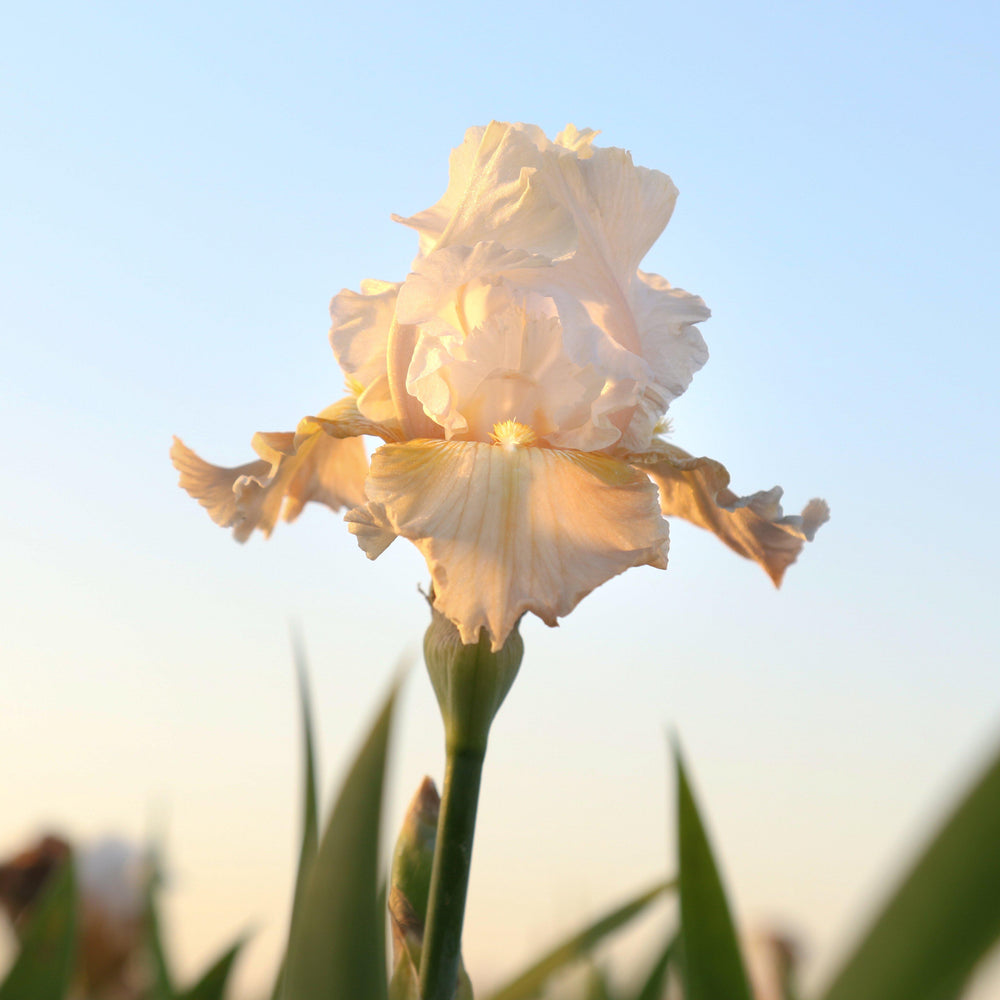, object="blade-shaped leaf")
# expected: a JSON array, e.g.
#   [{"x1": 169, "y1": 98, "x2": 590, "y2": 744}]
[
  {"x1": 584, "y1": 964, "x2": 615, "y2": 1000},
  {"x1": 290, "y1": 631, "x2": 321, "y2": 911},
  {"x1": 675, "y1": 744, "x2": 752, "y2": 1000},
  {"x1": 179, "y1": 935, "x2": 247, "y2": 1000},
  {"x1": 630, "y1": 931, "x2": 678, "y2": 1000},
  {"x1": 483, "y1": 880, "x2": 672, "y2": 1000},
  {"x1": 819, "y1": 737, "x2": 1000, "y2": 1000},
  {"x1": 145, "y1": 858, "x2": 177, "y2": 1000},
  {"x1": 0, "y1": 858, "x2": 77, "y2": 1000},
  {"x1": 282, "y1": 682, "x2": 397, "y2": 1000},
  {"x1": 270, "y1": 635, "x2": 322, "y2": 1000}
]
